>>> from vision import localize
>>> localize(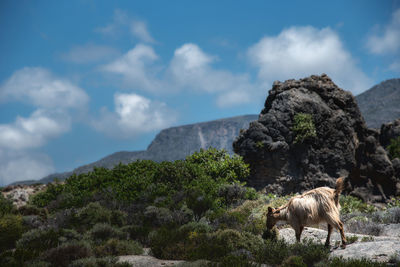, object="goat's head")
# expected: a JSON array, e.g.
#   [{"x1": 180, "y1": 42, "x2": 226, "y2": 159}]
[{"x1": 266, "y1": 207, "x2": 280, "y2": 229}]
